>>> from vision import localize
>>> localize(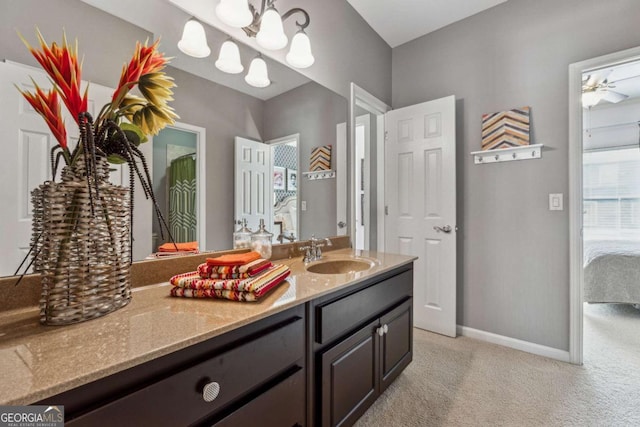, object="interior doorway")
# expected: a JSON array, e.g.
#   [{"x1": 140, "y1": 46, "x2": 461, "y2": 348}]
[
  {"x1": 569, "y1": 46, "x2": 640, "y2": 365},
  {"x1": 151, "y1": 122, "x2": 206, "y2": 253},
  {"x1": 267, "y1": 134, "x2": 300, "y2": 243},
  {"x1": 349, "y1": 84, "x2": 389, "y2": 251}
]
